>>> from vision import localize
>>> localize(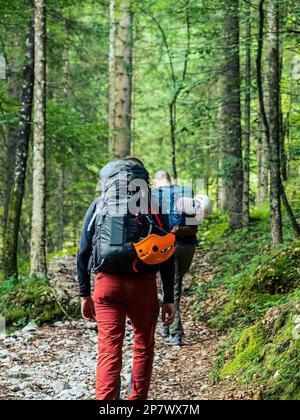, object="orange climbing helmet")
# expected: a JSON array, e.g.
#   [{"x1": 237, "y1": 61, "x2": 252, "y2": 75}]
[{"x1": 134, "y1": 233, "x2": 176, "y2": 266}]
